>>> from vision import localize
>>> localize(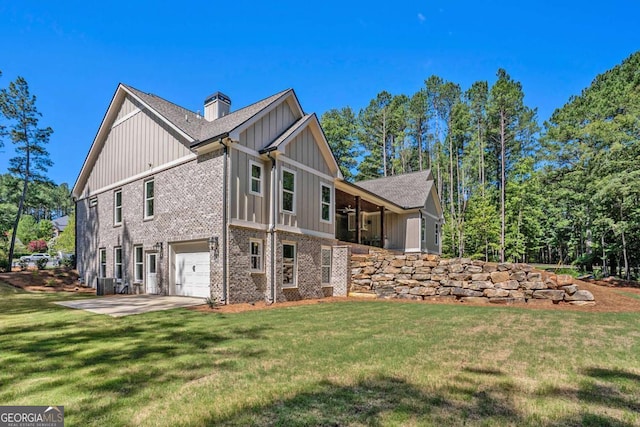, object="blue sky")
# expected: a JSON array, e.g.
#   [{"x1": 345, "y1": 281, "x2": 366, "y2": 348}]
[{"x1": 1, "y1": 1, "x2": 638, "y2": 187}]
